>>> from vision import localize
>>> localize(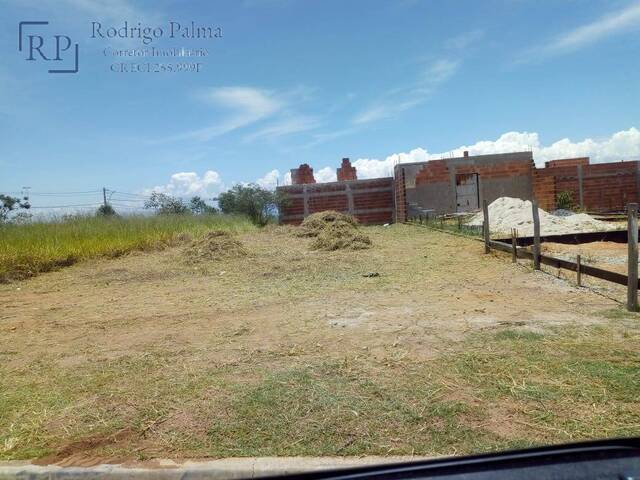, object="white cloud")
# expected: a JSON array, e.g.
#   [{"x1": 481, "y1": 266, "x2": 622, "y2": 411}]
[
  {"x1": 255, "y1": 169, "x2": 281, "y2": 189},
  {"x1": 145, "y1": 170, "x2": 224, "y2": 197},
  {"x1": 170, "y1": 86, "x2": 320, "y2": 143},
  {"x1": 245, "y1": 114, "x2": 321, "y2": 142},
  {"x1": 520, "y1": 2, "x2": 640, "y2": 62},
  {"x1": 444, "y1": 128, "x2": 640, "y2": 166},
  {"x1": 353, "y1": 148, "x2": 430, "y2": 179},
  {"x1": 325, "y1": 128, "x2": 640, "y2": 180},
  {"x1": 353, "y1": 58, "x2": 460, "y2": 125},
  {"x1": 178, "y1": 87, "x2": 282, "y2": 141},
  {"x1": 444, "y1": 30, "x2": 485, "y2": 50},
  {"x1": 314, "y1": 166, "x2": 337, "y2": 183},
  {"x1": 422, "y1": 59, "x2": 460, "y2": 87}
]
